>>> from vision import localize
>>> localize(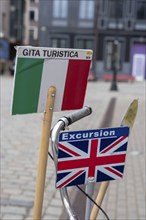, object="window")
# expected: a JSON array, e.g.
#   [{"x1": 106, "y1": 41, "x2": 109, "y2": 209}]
[
  {"x1": 99, "y1": 0, "x2": 106, "y2": 14},
  {"x1": 106, "y1": 41, "x2": 112, "y2": 70},
  {"x1": 76, "y1": 39, "x2": 93, "y2": 50},
  {"x1": 51, "y1": 38, "x2": 68, "y2": 48},
  {"x1": 136, "y1": 0, "x2": 146, "y2": 20},
  {"x1": 105, "y1": 40, "x2": 122, "y2": 71},
  {"x1": 29, "y1": 10, "x2": 35, "y2": 20},
  {"x1": 127, "y1": 0, "x2": 133, "y2": 15},
  {"x1": 29, "y1": 27, "x2": 38, "y2": 41},
  {"x1": 29, "y1": 8, "x2": 38, "y2": 21},
  {"x1": 109, "y1": 0, "x2": 123, "y2": 19},
  {"x1": 2, "y1": 13, "x2": 6, "y2": 32},
  {"x1": 30, "y1": 0, "x2": 39, "y2": 3},
  {"x1": 53, "y1": 0, "x2": 68, "y2": 18},
  {"x1": 29, "y1": 29, "x2": 34, "y2": 41},
  {"x1": 79, "y1": 0, "x2": 94, "y2": 19}
]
